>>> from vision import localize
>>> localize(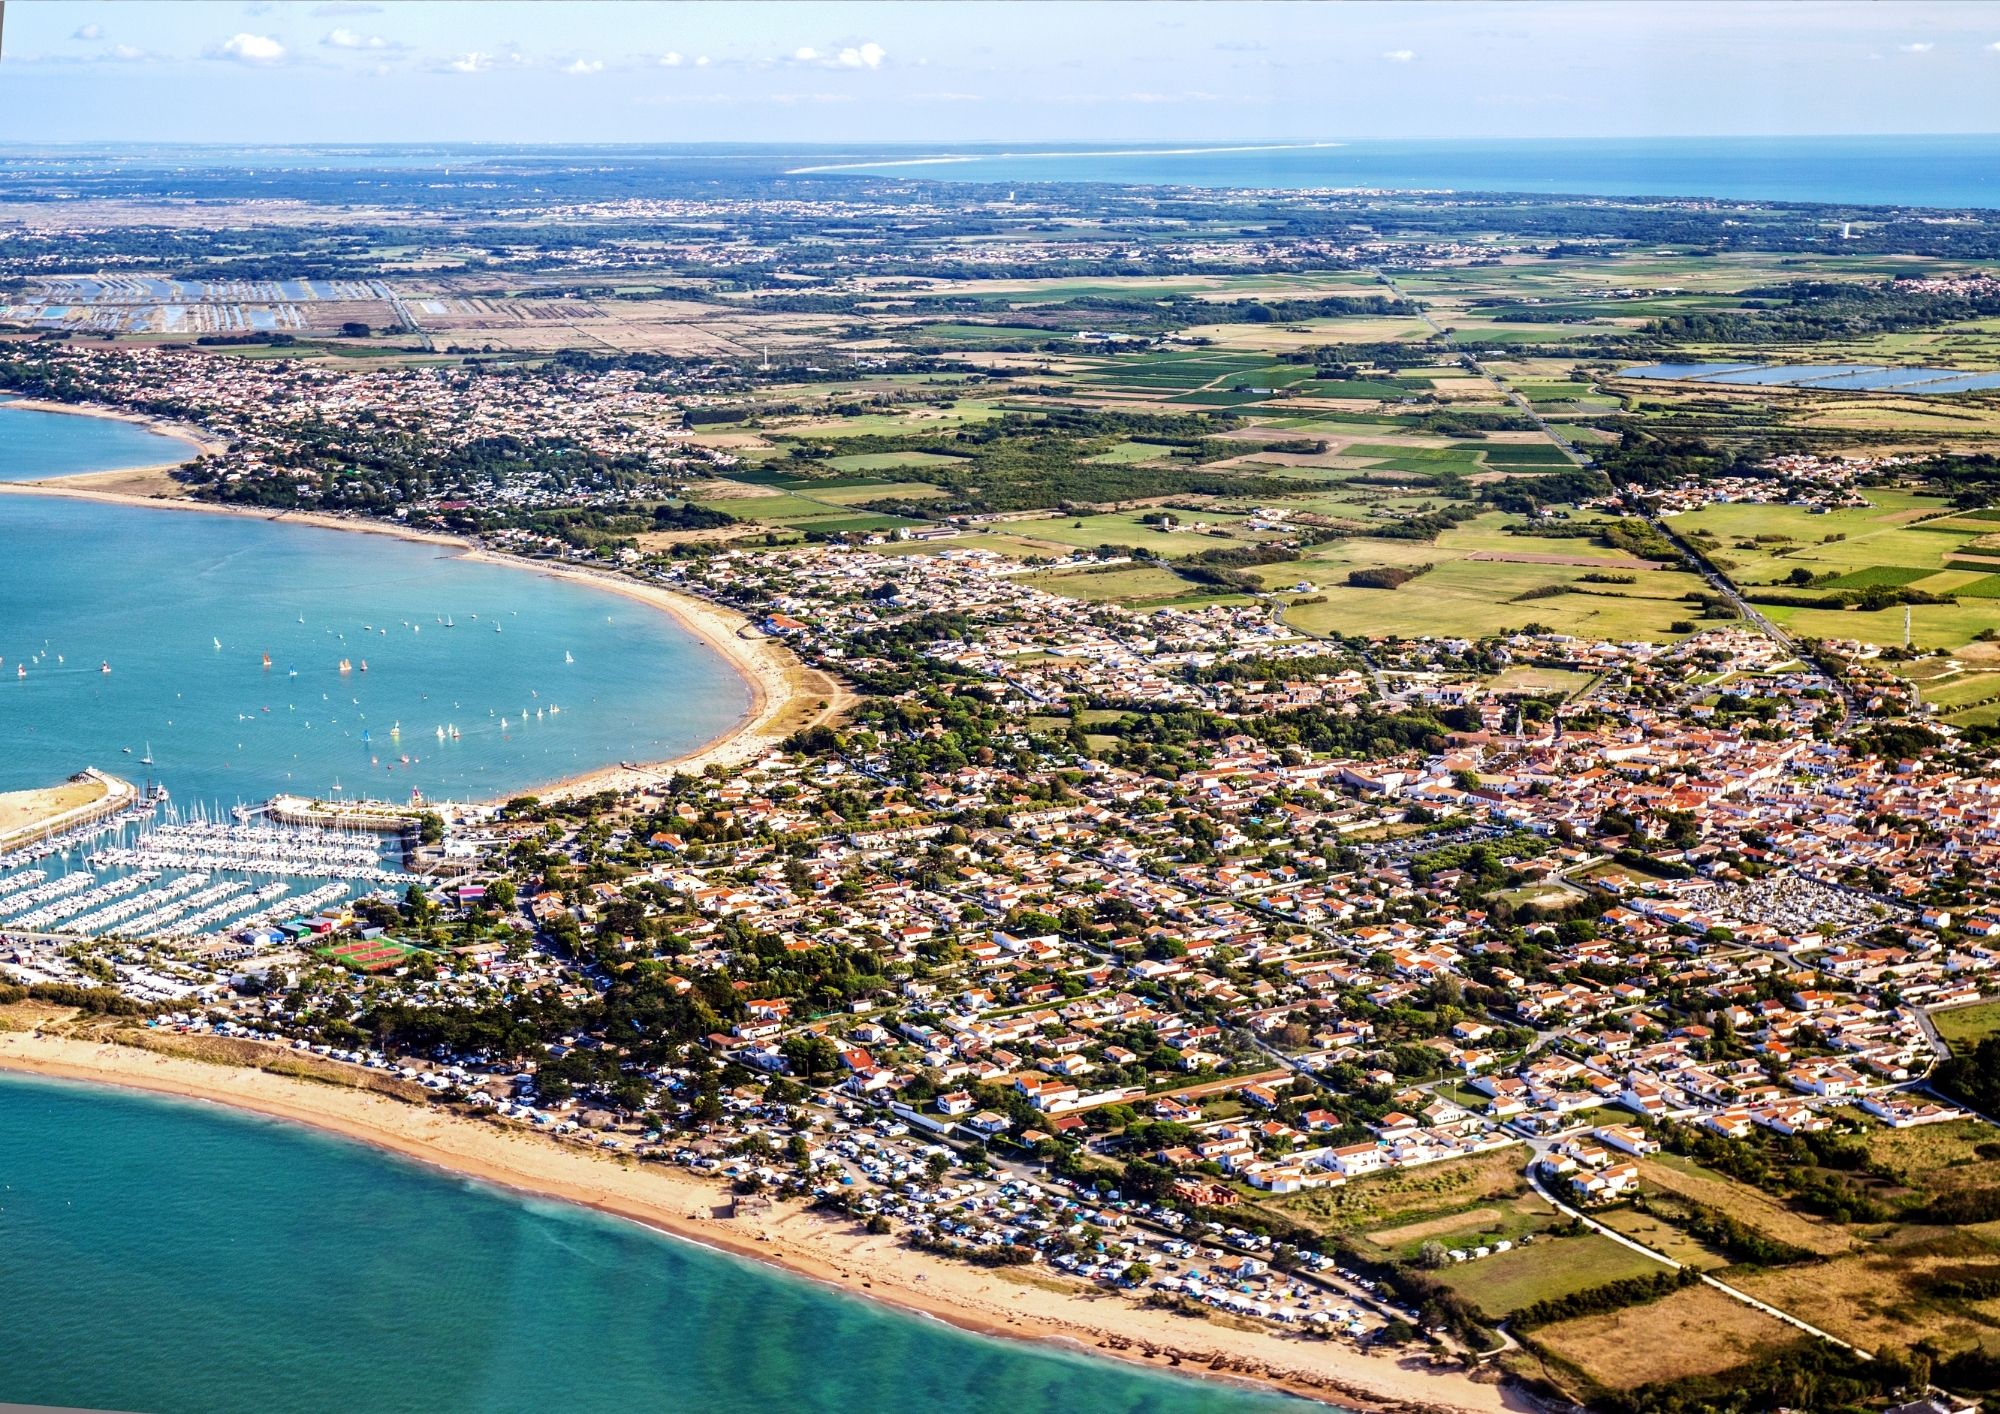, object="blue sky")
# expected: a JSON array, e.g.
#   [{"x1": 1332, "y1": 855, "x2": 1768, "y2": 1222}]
[{"x1": 3, "y1": 0, "x2": 1997, "y2": 145}]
